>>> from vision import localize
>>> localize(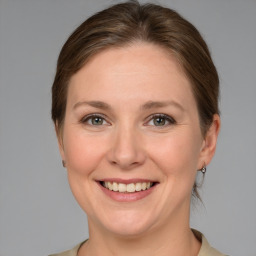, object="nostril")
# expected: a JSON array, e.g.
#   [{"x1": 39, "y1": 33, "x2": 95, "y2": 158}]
[
  {"x1": 112, "y1": 160, "x2": 141, "y2": 169},
  {"x1": 110, "y1": 160, "x2": 118, "y2": 166},
  {"x1": 106, "y1": 143, "x2": 146, "y2": 169}
]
